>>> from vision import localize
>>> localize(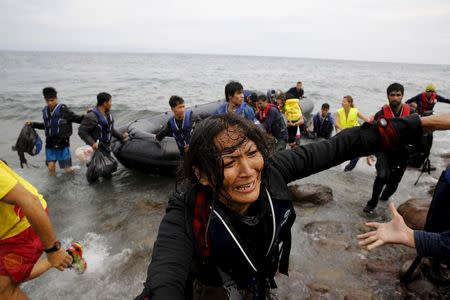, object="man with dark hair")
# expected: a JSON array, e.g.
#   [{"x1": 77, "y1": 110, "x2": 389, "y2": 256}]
[
  {"x1": 287, "y1": 81, "x2": 305, "y2": 99},
  {"x1": 363, "y1": 83, "x2": 415, "y2": 213},
  {"x1": 255, "y1": 94, "x2": 288, "y2": 152},
  {"x1": 156, "y1": 96, "x2": 201, "y2": 155},
  {"x1": 78, "y1": 92, "x2": 128, "y2": 152},
  {"x1": 26, "y1": 87, "x2": 83, "y2": 174},
  {"x1": 215, "y1": 81, "x2": 258, "y2": 123},
  {"x1": 312, "y1": 103, "x2": 335, "y2": 139}
]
